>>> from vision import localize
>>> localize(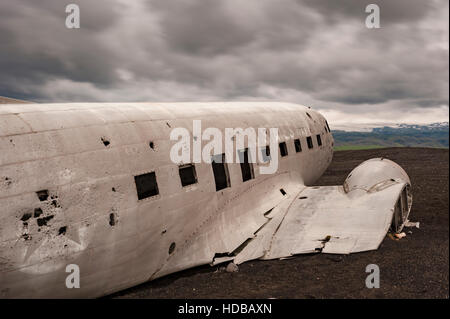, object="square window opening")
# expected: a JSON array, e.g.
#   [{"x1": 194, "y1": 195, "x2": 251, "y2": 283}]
[
  {"x1": 307, "y1": 136, "x2": 314, "y2": 149},
  {"x1": 211, "y1": 153, "x2": 231, "y2": 191},
  {"x1": 279, "y1": 142, "x2": 288, "y2": 157},
  {"x1": 238, "y1": 148, "x2": 255, "y2": 182},
  {"x1": 294, "y1": 139, "x2": 302, "y2": 152},
  {"x1": 179, "y1": 164, "x2": 198, "y2": 187},
  {"x1": 135, "y1": 172, "x2": 159, "y2": 200}
]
